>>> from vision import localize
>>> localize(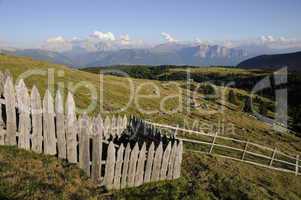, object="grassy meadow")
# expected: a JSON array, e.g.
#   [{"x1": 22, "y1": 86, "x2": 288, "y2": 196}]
[{"x1": 0, "y1": 54, "x2": 300, "y2": 199}]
